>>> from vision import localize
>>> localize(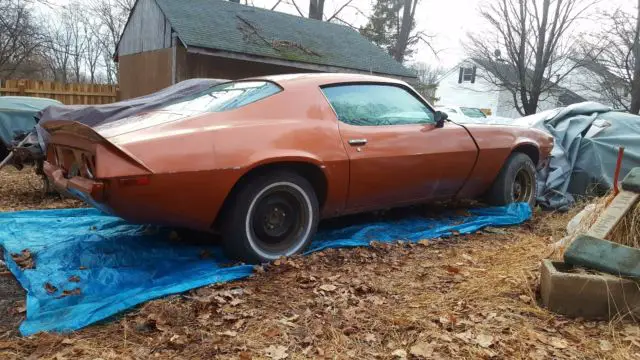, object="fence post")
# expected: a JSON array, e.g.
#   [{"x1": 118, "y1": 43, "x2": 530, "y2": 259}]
[{"x1": 17, "y1": 80, "x2": 26, "y2": 96}]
